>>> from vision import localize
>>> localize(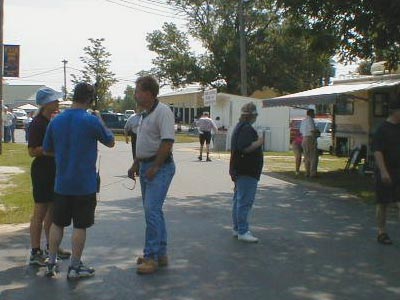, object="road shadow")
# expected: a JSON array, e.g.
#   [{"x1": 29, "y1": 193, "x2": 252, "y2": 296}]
[{"x1": 1, "y1": 180, "x2": 400, "y2": 299}]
